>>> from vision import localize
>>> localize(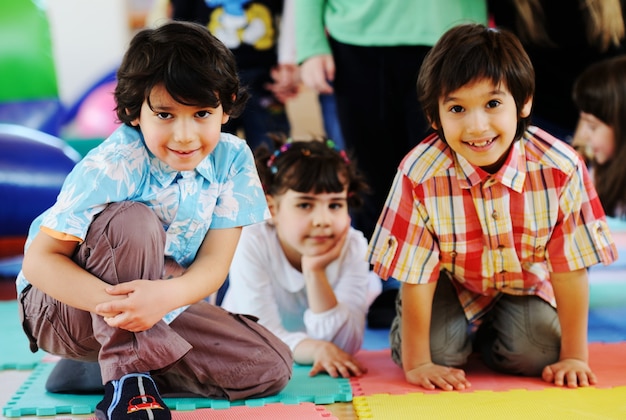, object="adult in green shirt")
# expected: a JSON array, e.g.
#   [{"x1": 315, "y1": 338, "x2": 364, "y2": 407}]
[{"x1": 295, "y1": 0, "x2": 487, "y2": 328}]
